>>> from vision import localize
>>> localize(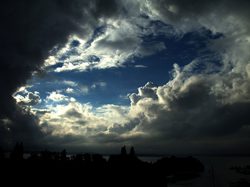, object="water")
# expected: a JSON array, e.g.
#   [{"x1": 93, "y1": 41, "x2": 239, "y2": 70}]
[
  {"x1": 139, "y1": 156, "x2": 161, "y2": 163},
  {"x1": 166, "y1": 156, "x2": 250, "y2": 187}
]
